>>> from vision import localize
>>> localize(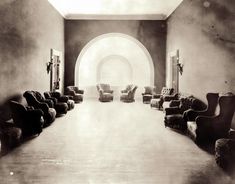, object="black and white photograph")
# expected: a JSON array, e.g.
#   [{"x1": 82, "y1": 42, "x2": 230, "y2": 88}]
[{"x1": 0, "y1": 0, "x2": 235, "y2": 183}]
